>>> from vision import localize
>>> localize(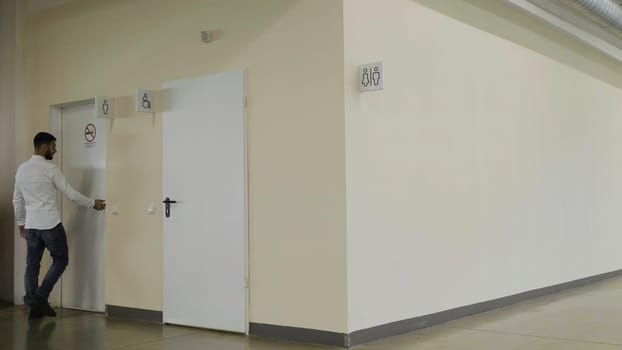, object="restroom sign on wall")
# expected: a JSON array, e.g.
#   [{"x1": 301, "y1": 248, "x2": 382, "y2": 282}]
[
  {"x1": 84, "y1": 123, "x2": 96, "y2": 144},
  {"x1": 359, "y1": 61, "x2": 384, "y2": 92},
  {"x1": 95, "y1": 95, "x2": 114, "y2": 118},
  {"x1": 136, "y1": 88, "x2": 155, "y2": 113}
]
